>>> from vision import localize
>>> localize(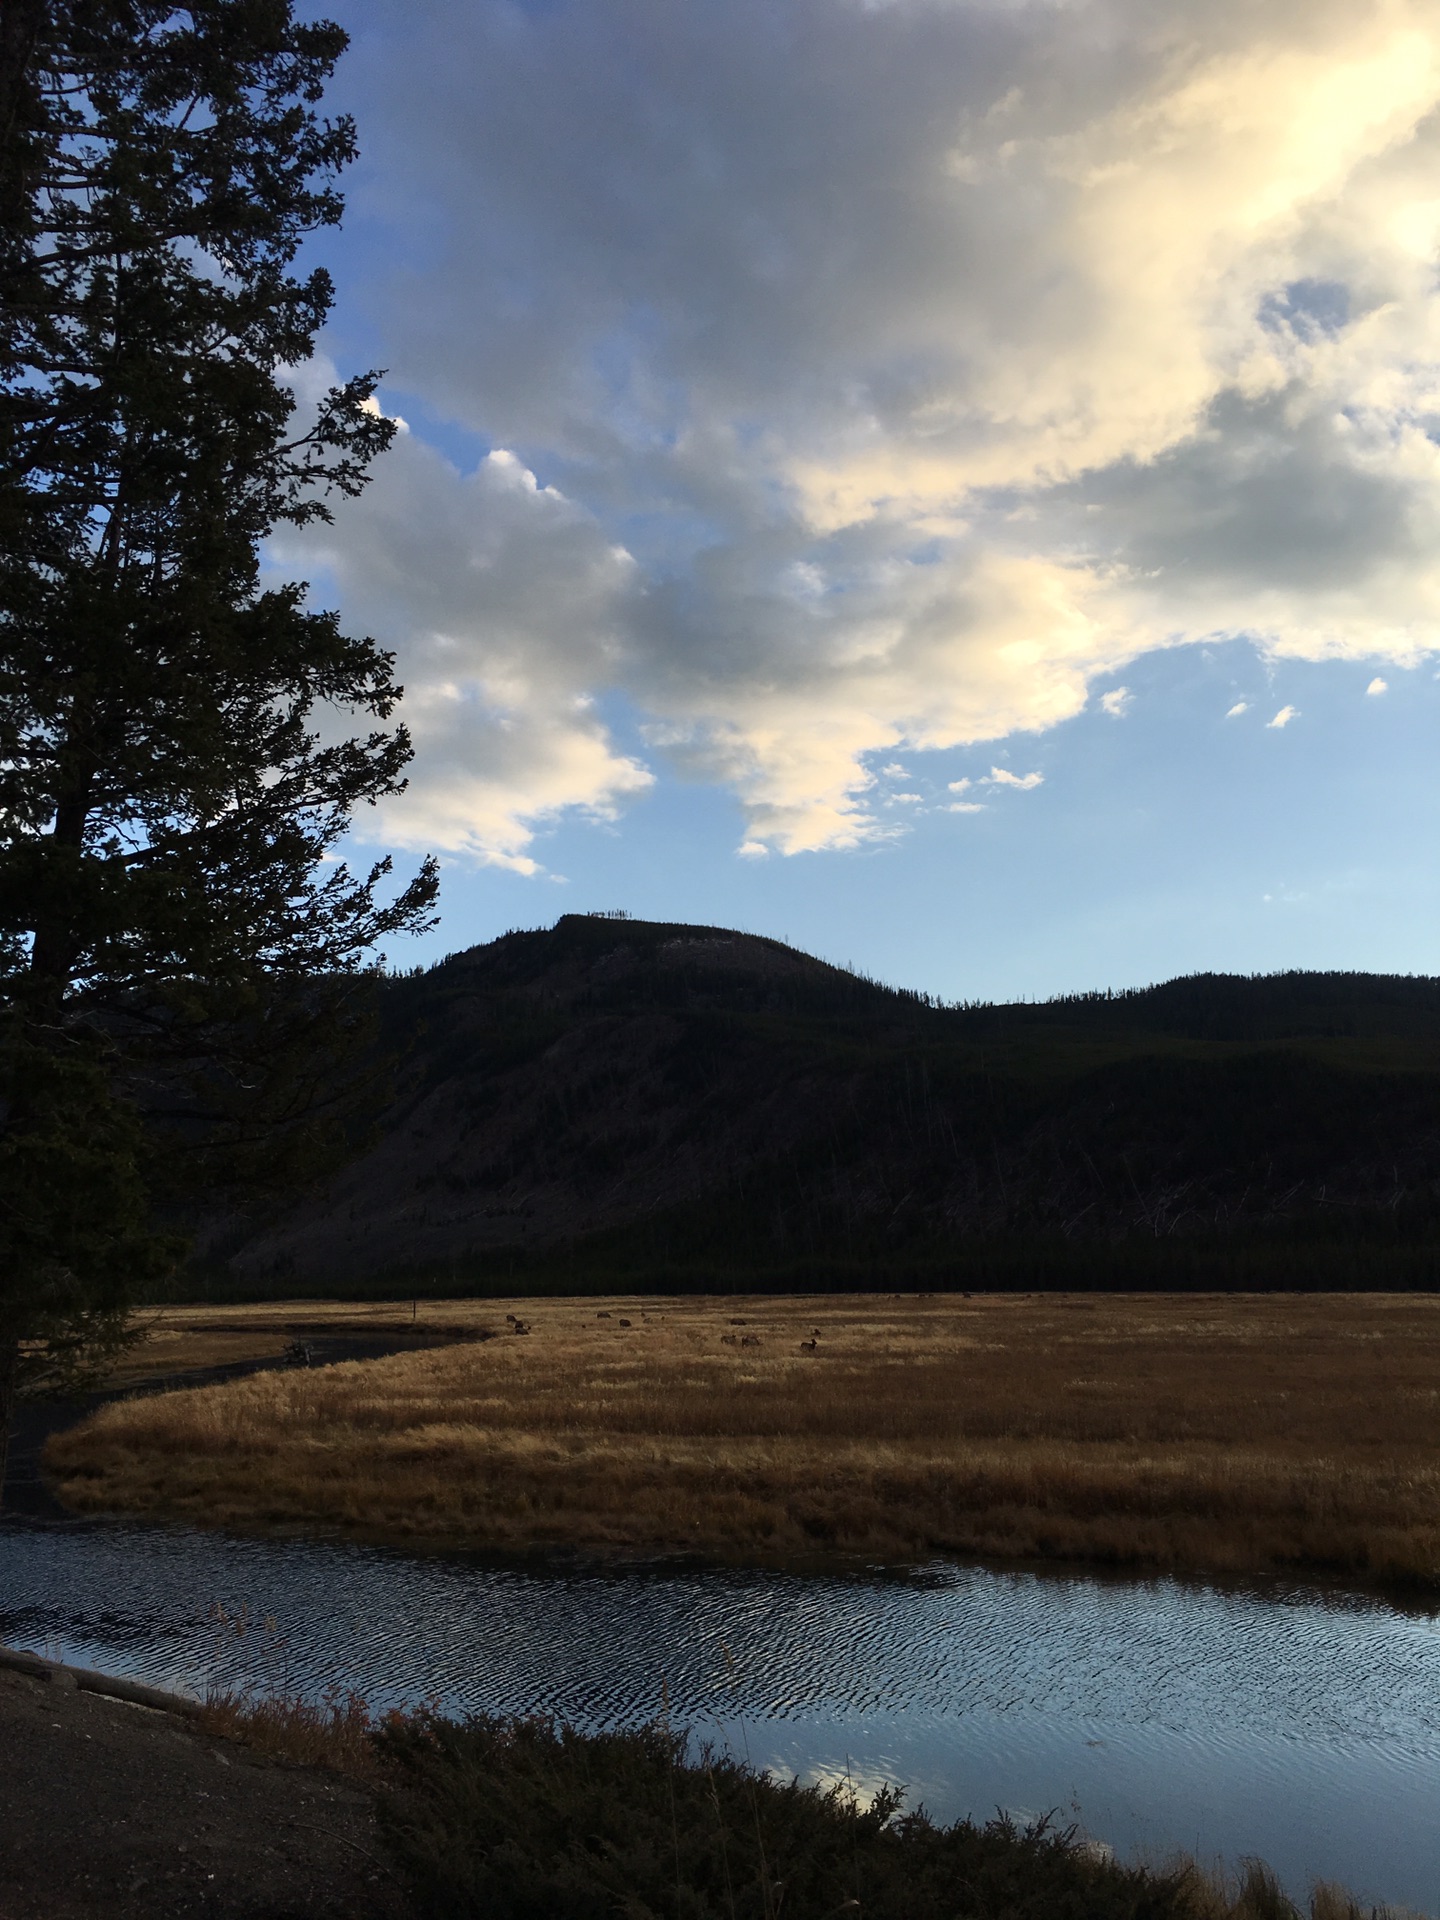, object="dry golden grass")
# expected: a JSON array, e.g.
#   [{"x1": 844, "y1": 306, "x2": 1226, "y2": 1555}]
[
  {"x1": 197, "y1": 1687, "x2": 390, "y2": 1782},
  {"x1": 46, "y1": 1292, "x2": 1440, "y2": 1583}
]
